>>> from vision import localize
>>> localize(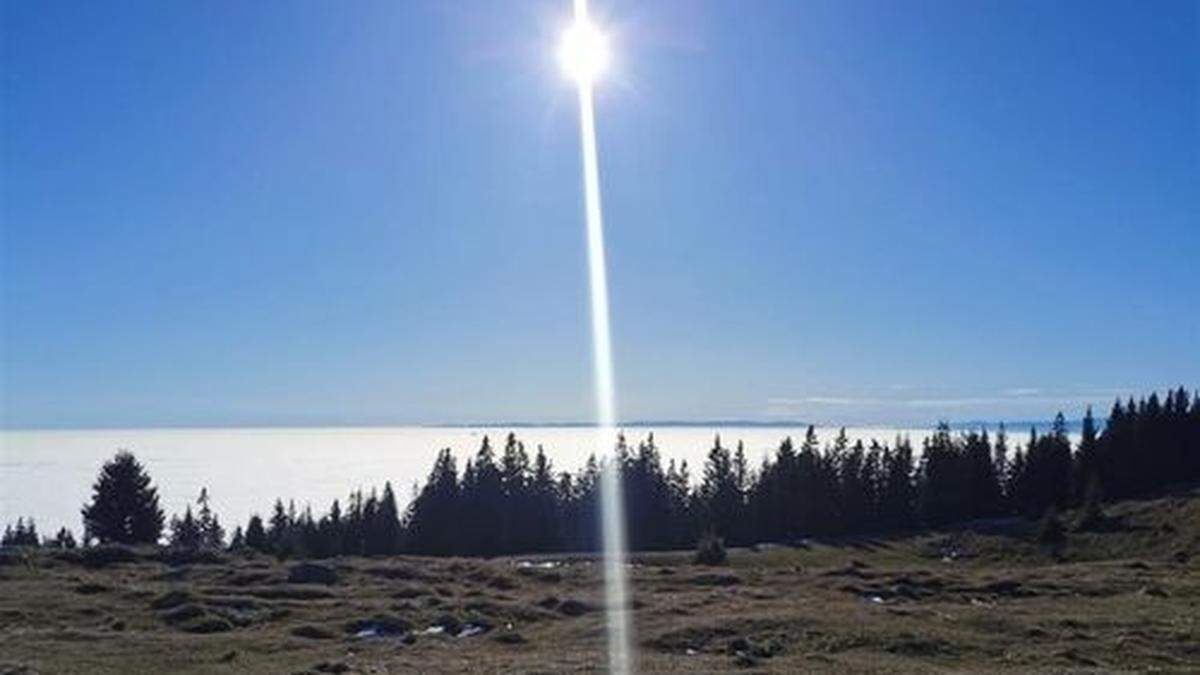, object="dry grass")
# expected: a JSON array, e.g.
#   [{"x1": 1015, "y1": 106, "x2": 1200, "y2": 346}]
[{"x1": 1, "y1": 488, "x2": 1198, "y2": 674}]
